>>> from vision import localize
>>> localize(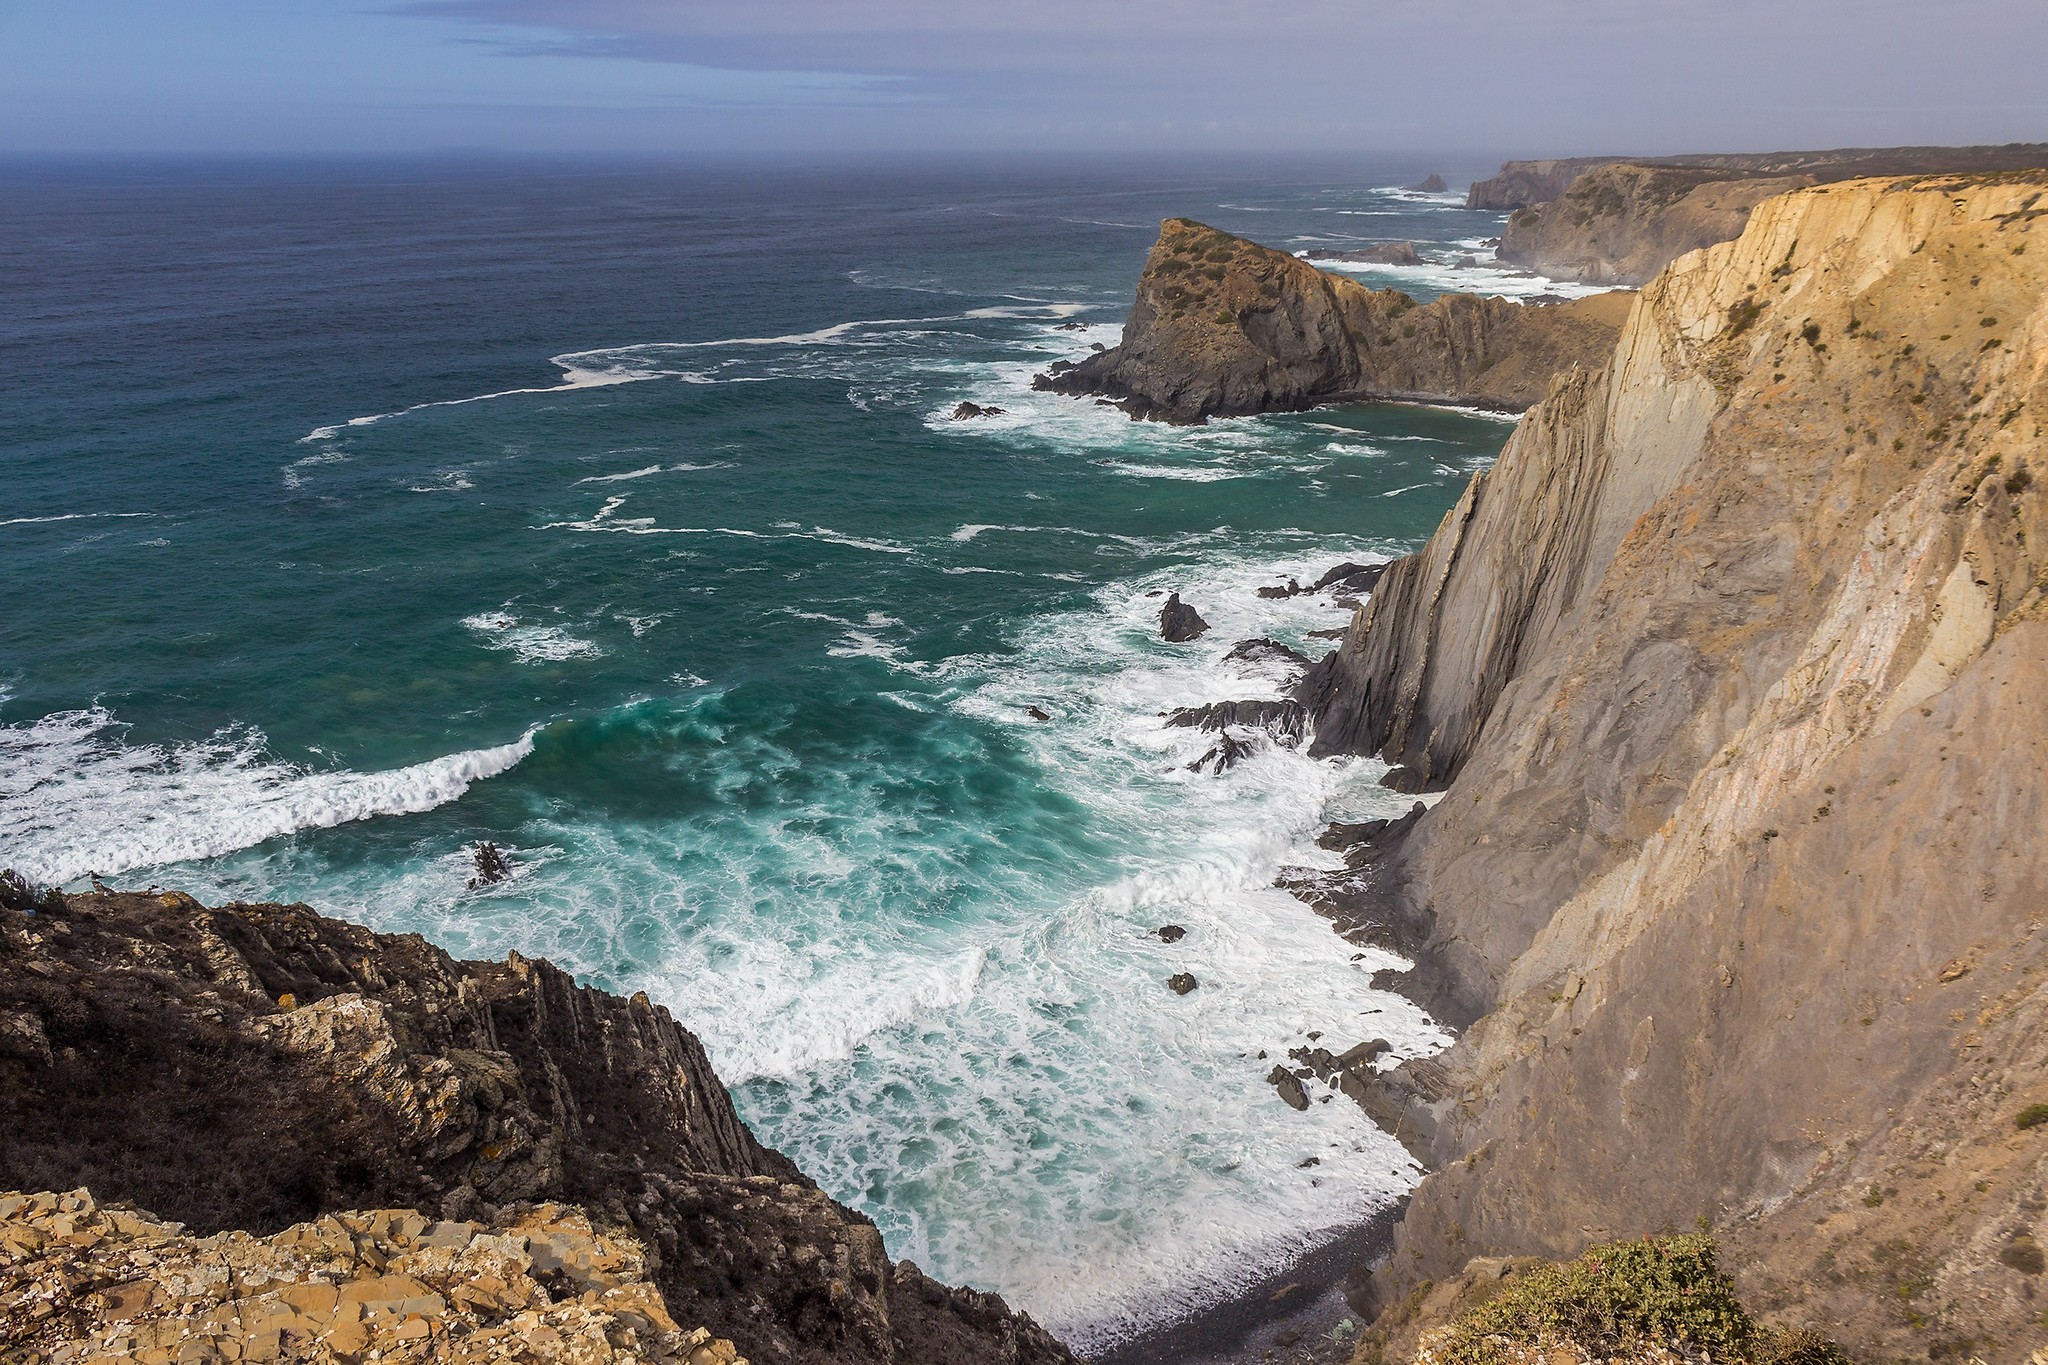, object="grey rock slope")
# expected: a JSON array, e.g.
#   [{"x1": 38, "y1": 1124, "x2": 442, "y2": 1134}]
[{"x1": 1309, "y1": 173, "x2": 2048, "y2": 1360}]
